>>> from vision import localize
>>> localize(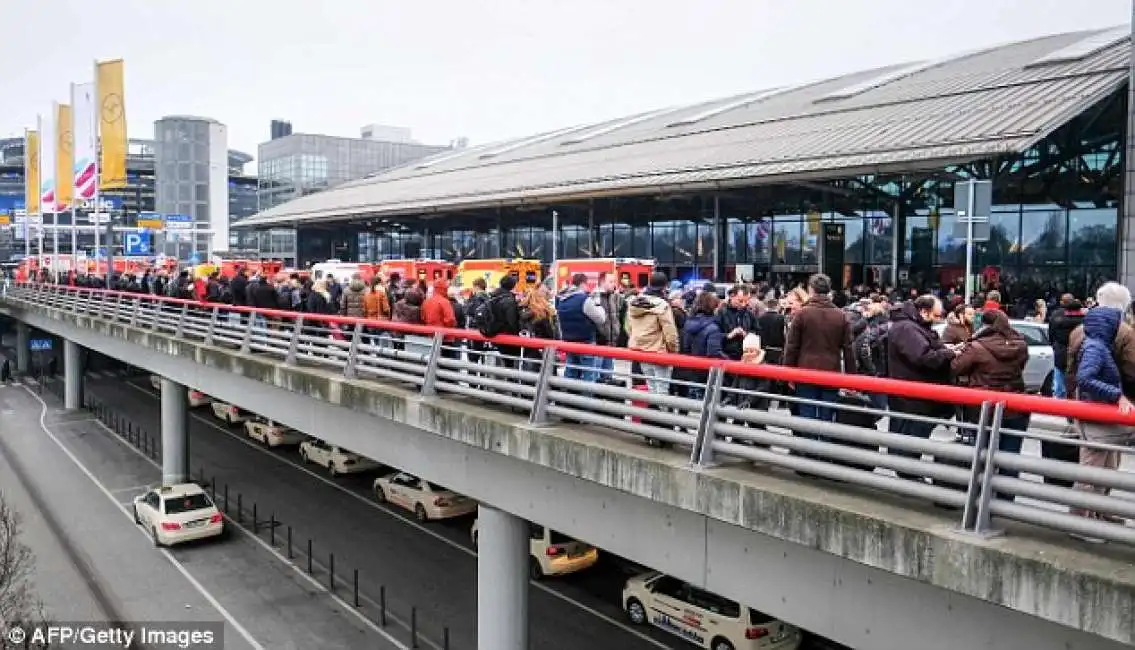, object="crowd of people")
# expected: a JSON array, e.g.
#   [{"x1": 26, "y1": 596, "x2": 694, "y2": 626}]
[{"x1": 29, "y1": 264, "x2": 1135, "y2": 530}]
